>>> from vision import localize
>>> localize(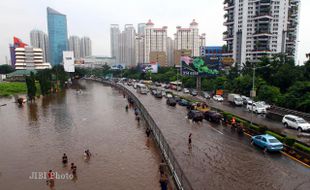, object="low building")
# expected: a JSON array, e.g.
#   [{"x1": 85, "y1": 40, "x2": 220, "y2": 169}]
[
  {"x1": 14, "y1": 47, "x2": 51, "y2": 70},
  {"x1": 75, "y1": 56, "x2": 116, "y2": 68},
  {"x1": 149, "y1": 51, "x2": 167, "y2": 67}
]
